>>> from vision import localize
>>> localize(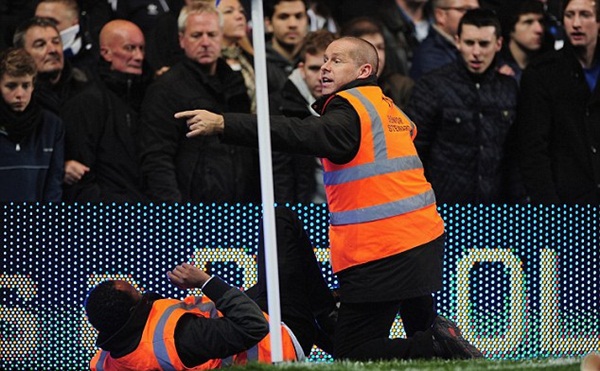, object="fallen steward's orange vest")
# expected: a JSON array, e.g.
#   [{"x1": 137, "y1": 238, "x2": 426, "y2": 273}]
[{"x1": 90, "y1": 296, "x2": 300, "y2": 370}]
